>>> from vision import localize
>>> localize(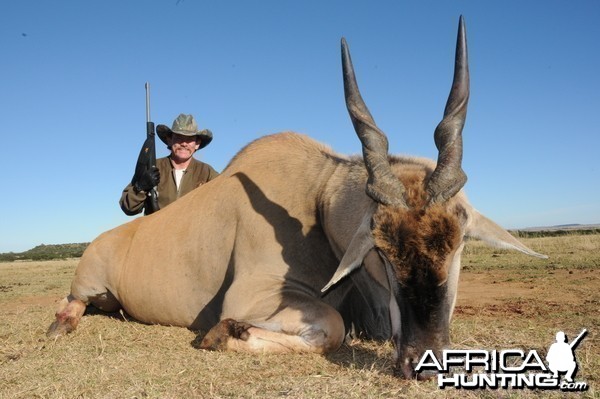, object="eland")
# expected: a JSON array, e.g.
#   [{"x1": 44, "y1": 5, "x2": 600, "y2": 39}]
[{"x1": 47, "y1": 16, "x2": 546, "y2": 378}]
